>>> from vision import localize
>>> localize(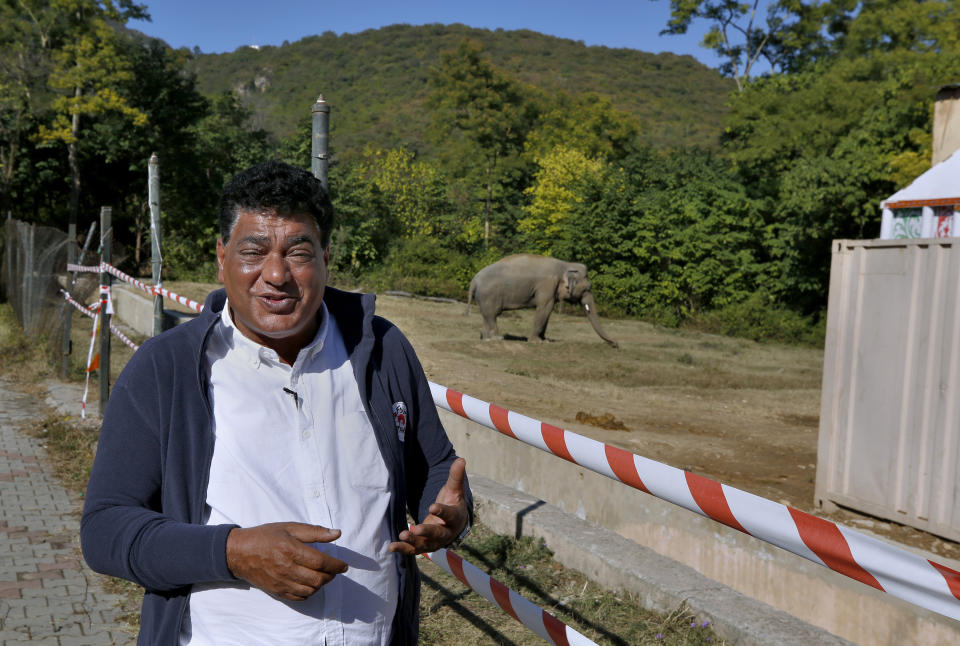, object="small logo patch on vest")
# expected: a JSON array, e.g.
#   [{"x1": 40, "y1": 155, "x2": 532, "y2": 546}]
[{"x1": 392, "y1": 401, "x2": 407, "y2": 442}]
